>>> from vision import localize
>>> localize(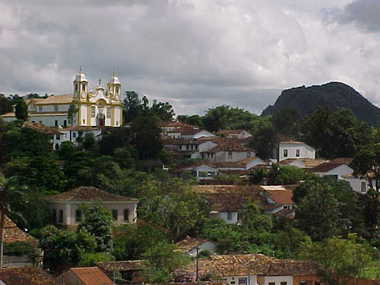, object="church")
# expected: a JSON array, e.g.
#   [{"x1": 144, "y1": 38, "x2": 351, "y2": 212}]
[{"x1": 1, "y1": 71, "x2": 123, "y2": 128}]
